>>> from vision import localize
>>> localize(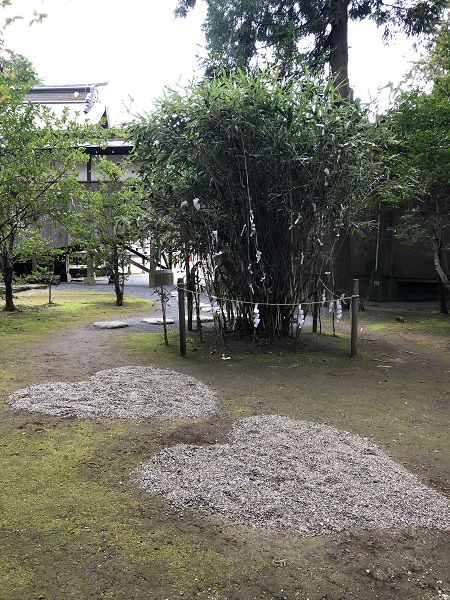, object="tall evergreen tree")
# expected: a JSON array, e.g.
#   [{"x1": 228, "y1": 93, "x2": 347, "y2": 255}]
[{"x1": 176, "y1": 0, "x2": 446, "y2": 97}]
